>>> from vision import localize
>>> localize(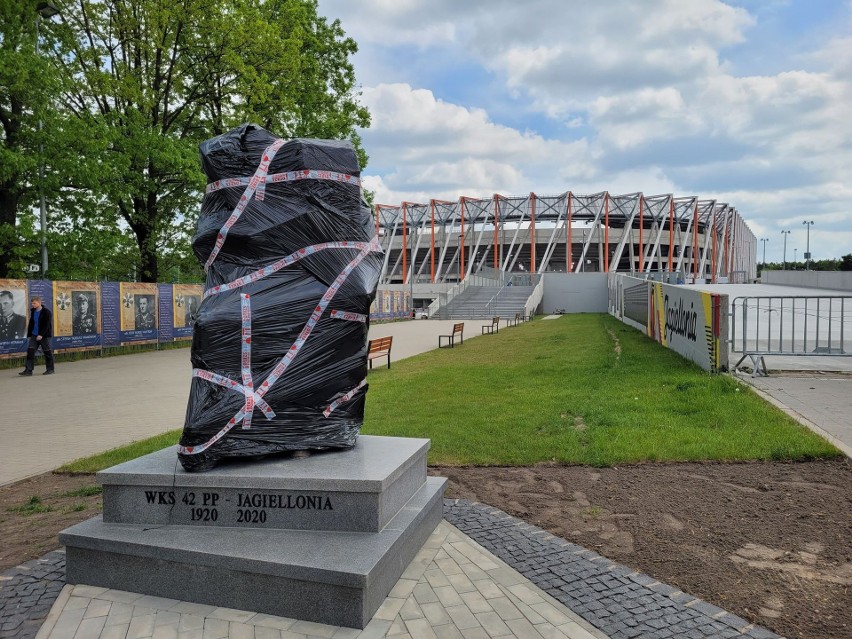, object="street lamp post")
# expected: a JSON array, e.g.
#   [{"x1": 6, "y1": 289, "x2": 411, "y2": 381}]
[
  {"x1": 781, "y1": 230, "x2": 791, "y2": 270},
  {"x1": 794, "y1": 248, "x2": 797, "y2": 266},
  {"x1": 802, "y1": 221, "x2": 814, "y2": 270},
  {"x1": 35, "y1": 2, "x2": 59, "y2": 278},
  {"x1": 760, "y1": 238, "x2": 769, "y2": 270},
  {"x1": 409, "y1": 219, "x2": 416, "y2": 316}
]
